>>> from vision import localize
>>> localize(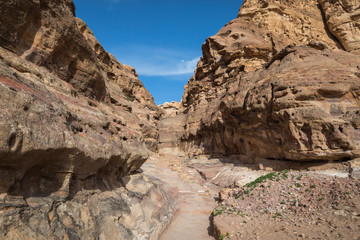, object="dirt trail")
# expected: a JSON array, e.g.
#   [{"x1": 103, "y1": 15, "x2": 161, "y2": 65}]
[{"x1": 141, "y1": 154, "x2": 221, "y2": 240}]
